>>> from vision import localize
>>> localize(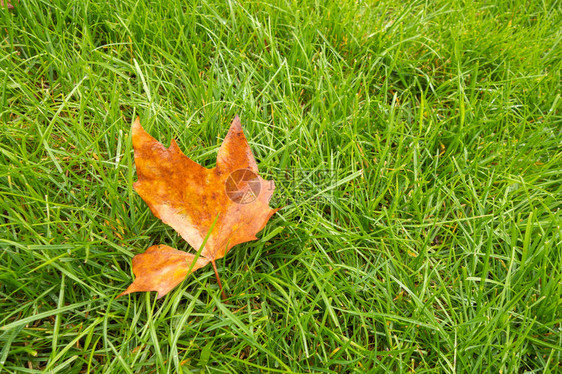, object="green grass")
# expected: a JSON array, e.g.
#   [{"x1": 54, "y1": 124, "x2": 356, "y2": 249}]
[{"x1": 1, "y1": 0, "x2": 561, "y2": 372}]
